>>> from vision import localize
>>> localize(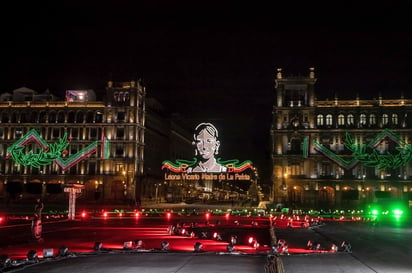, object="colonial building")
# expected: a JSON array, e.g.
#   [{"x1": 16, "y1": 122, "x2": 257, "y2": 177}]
[
  {"x1": 271, "y1": 68, "x2": 412, "y2": 210},
  {"x1": 0, "y1": 80, "x2": 191, "y2": 207}
]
